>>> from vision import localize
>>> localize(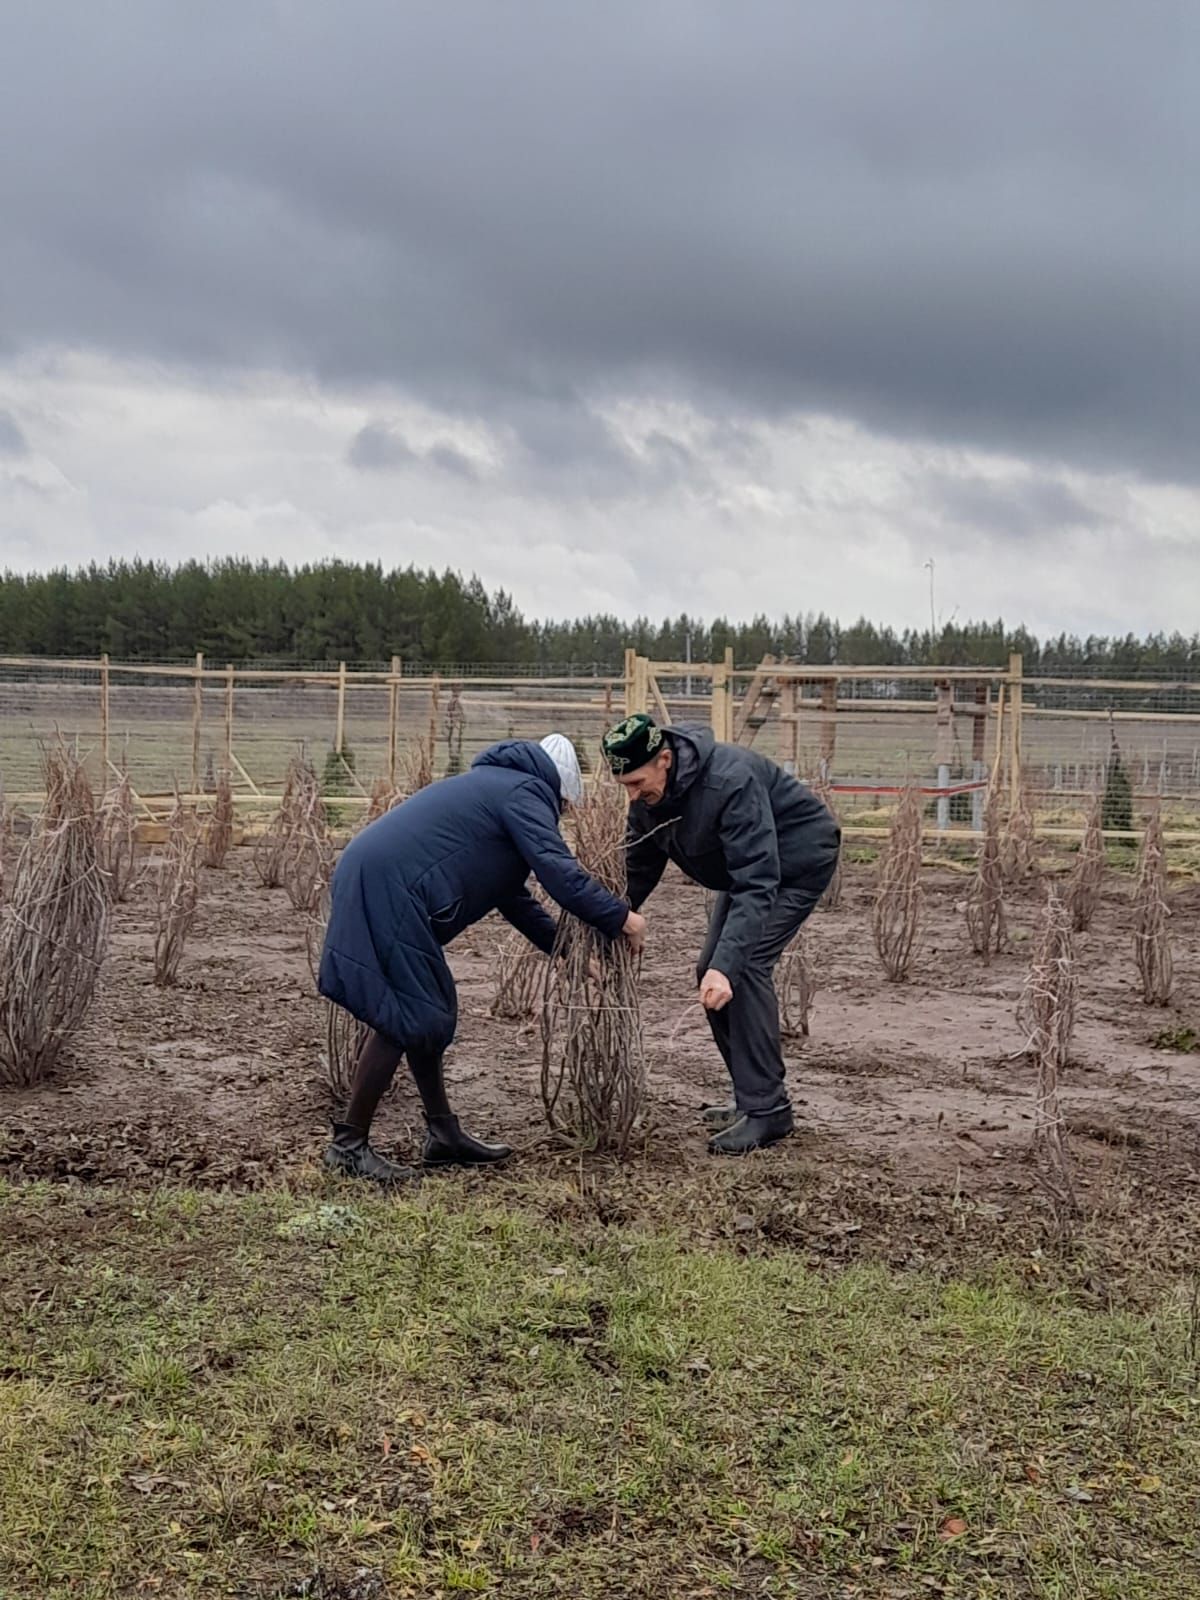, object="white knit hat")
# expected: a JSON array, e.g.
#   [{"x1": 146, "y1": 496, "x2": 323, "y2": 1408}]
[{"x1": 539, "y1": 733, "x2": 584, "y2": 805}]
